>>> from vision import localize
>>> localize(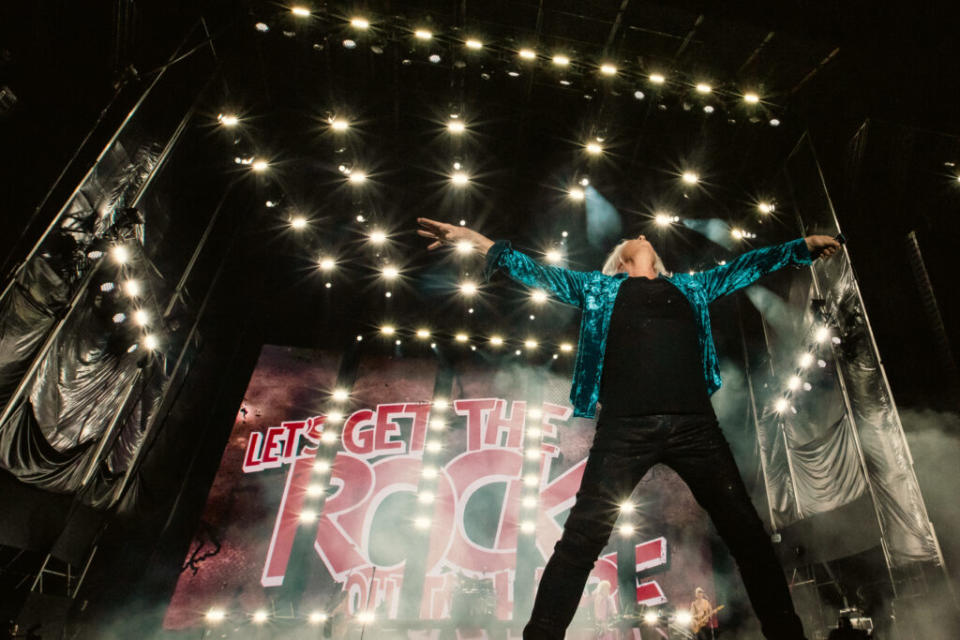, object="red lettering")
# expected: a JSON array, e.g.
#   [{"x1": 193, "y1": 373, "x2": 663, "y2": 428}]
[
  {"x1": 242, "y1": 432, "x2": 263, "y2": 472},
  {"x1": 374, "y1": 403, "x2": 406, "y2": 453},
  {"x1": 343, "y1": 409, "x2": 376, "y2": 456},
  {"x1": 261, "y1": 426, "x2": 285, "y2": 467},
  {"x1": 454, "y1": 398, "x2": 498, "y2": 451}
]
